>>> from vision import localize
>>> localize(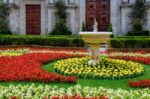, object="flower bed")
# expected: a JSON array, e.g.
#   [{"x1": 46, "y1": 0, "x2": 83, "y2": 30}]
[
  {"x1": 0, "y1": 52, "x2": 81, "y2": 83},
  {"x1": 8, "y1": 95, "x2": 109, "y2": 99},
  {"x1": 129, "y1": 79, "x2": 150, "y2": 88},
  {"x1": 110, "y1": 56, "x2": 150, "y2": 65},
  {"x1": 0, "y1": 49, "x2": 30, "y2": 56},
  {"x1": 54, "y1": 57, "x2": 144, "y2": 79},
  {"x1": 0, "y1": 84, "x2": 149, "y2": 99},
  {"x1": 108, "y1": 52, "x2": 150, "y2": 57},
  {"x1": 42, "y1": 95, "x2": 108, "y2": 99}
]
